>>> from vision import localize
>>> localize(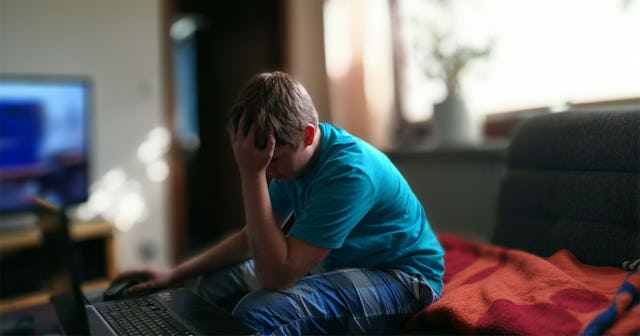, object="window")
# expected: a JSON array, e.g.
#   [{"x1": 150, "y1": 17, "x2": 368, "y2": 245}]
[{"x1": 323, "y1": 0, "x2": 640, "y2": 148}]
